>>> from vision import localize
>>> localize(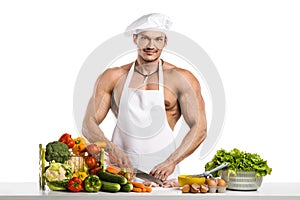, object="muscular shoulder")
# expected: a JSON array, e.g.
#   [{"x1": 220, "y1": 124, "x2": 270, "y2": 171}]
[
  {"x1": 94, "y1": 63, "x2": 132, "y2": 93},
  {"x1": 163, "y1": 61, "x2": 201, "y2": 92}
]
